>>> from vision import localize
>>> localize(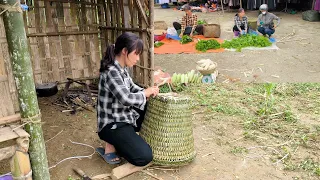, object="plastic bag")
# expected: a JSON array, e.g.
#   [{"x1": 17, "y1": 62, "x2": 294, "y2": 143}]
[{"x1": 167, "y1": 27, "x2": 178, "y2": 36}]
